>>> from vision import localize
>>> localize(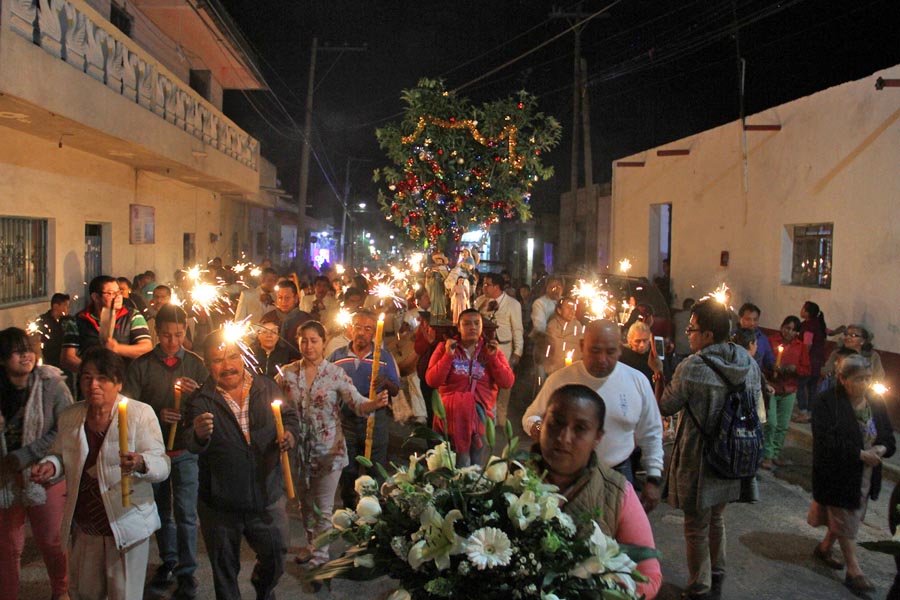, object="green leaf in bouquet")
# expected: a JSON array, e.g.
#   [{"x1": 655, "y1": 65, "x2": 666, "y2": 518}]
[
  {"x1": 485, "y1": 414, "x2": 496, "y2": 447},
  {"x1": 432, "y1": 390, "x2": 446, "y2": 420},
  {"x1": 859, "y1": 540, "x2": 900, "y2": 556},
  {"x1": 375, "y1": 461, "x2": 390, "y2": 481},
  {"x1": 356, "y1": 455, "x2": 374, "y2": 468},
  {"x1": 405, "y1": 425, "x2": 446, "y2": 446},
  {"x1": 312, "y1": 528, "x2": 343, "y2": 548},
  {"x1": 618, "y1": 542, "x2": 659, "y2": 564},
  {"x1": 505, "y1": 418, "x2": 514, "y2": 440}
]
